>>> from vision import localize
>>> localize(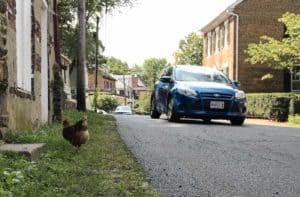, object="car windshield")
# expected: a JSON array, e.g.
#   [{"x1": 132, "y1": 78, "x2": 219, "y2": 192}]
[{"x1": 175, "y1": 66, "x2": 230, "y2": 84}]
